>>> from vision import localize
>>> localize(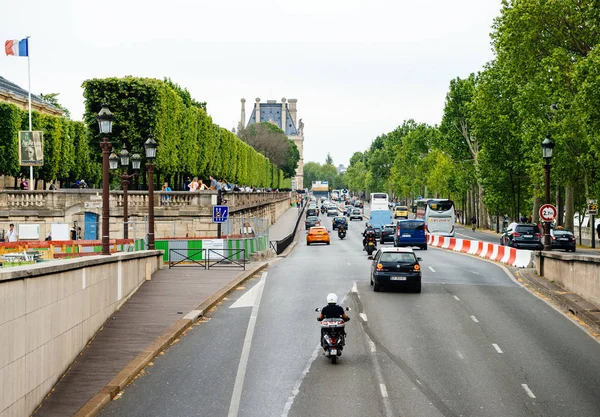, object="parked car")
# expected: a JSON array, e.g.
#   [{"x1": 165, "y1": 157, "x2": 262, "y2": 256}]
[
  {"x1": 305, "y1": 216, "x2": 320, "y2": 230},
  {"x1": 369, "y1": 247, "x2": 422, "y2": 293},
  {"x1": 551, "y1": 228, "x2": 576, "y2": 252},
  {"x1": 349, "y1": 208, "x2": 363, "y2": 221},
  {"x1": 306, "y1": 226, "x2": 330, "y2": 245},
  {"x1": 394, "y1": 219, "x2": 427, "y2": 250},
  {"x1": 500, "y1": 223, "x2": 543, "y2": 250},
  {"x1": 380, "y1": 224, "x2": 396, "y2": 244},
  {"x1": 332, "y1": 216, "x2": 348, "y2": 230}
]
